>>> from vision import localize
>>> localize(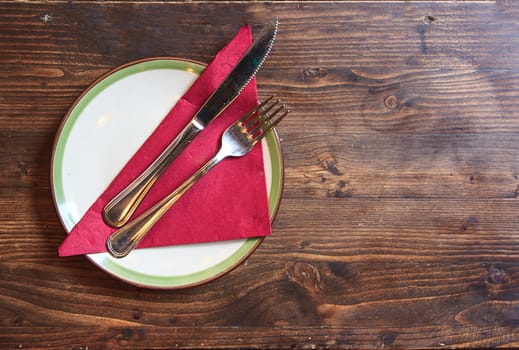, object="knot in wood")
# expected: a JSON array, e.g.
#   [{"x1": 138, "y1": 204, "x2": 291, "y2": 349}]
[
  {"x1": 17, "y1": 161, "x2": 28, "y2": 175},
  {"x1": 316, "y1": 153, "x2": 342, "y2": 176},
  {"x1": 485, "y1": 265, "x2": 510, "y2": 296},
  {"x1": 423, "y1": 16, "x2": 436, "y2": 24},
  {"x1": 132, "y1": 309, "x2": 142, "y2": 320},
  {"x1": 108, "y1": 327, "x2": 144, "y2": 347},
  {"x1": 327, "y1": 179, "x2": 352, "y2": 198},
  {"x1": 487, "y1": 267, "x2": 507, "y2": 285},
  {"x1": 384, "y1": 95, "x2": 399, "y2": 109},
  {"x1": 303, "y1": 67, "x2": 328, "y2": 80},
  {"x1": 39, "y1": 14, "x2": 53, "y2": 23},
  {"x1": 286, "y1": 262, "x2": 323, "y2": 291}
]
